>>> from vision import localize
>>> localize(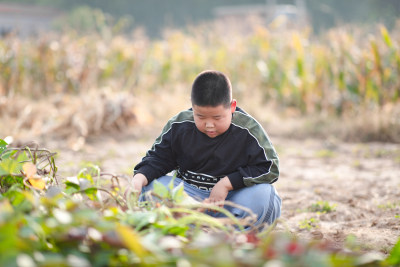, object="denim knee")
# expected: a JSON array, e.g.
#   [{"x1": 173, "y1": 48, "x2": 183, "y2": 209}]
[
  {"x1": 258, "y1": 184, "x2": 281, "y2": 225},
  {"x1": 226, "y1": 184, "x2": 281, "y2": 225}
]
